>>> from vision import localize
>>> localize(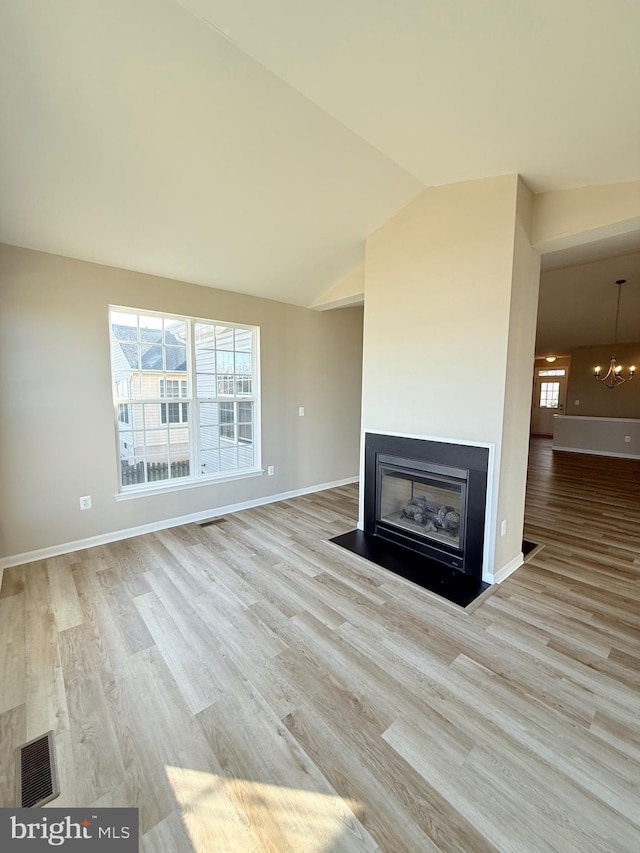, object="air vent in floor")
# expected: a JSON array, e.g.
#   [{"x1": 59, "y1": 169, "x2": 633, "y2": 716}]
[{"x1": 17, "y1": 730, "x2": 60, "y2": 808}]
